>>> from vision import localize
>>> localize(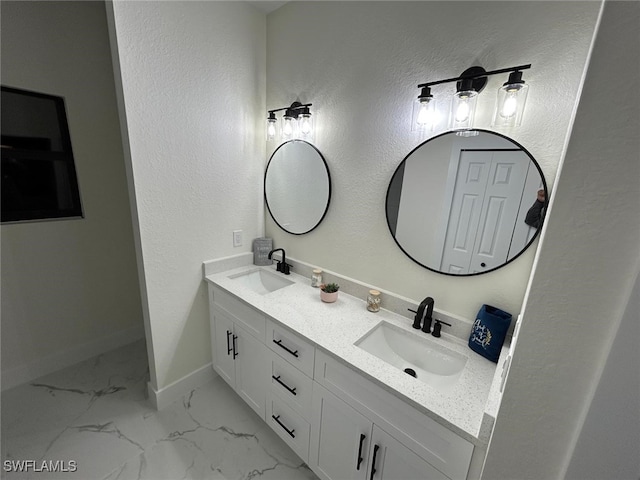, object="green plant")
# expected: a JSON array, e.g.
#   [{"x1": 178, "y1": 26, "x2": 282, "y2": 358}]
[{"x1": 320, "y1": 282, "x2": 340, "y2": 293}]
